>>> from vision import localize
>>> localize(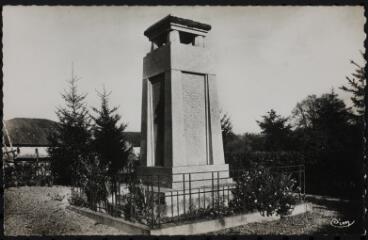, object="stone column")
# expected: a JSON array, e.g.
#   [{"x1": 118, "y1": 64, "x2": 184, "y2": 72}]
[
  {"x1": 168, "y1": 30, "x2": 180, "y2": 44},
  {"x1": 170, "y1": 70, "x2": 185, "y2": 168},
  {"x1": 150, "y1": 42, "x2": 157, "y2": 52},
  {"x1": 207, "y1": 74, "x2": 225, "y2": 165},
  {"x1": 163, "y1": 71, "x2": 173, "y2": 168},
  {"x1": 194, "y1": 35, "x2": 205, "y2": 47},
  {"x1": 140, "y1": 78, "x2": 149, "y2": 166}
]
